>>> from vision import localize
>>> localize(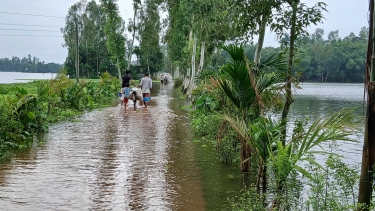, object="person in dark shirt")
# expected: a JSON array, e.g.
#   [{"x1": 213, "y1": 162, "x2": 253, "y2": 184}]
[{"x1": 121, "y1": 70, "x2": 136, "y2": 108}]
